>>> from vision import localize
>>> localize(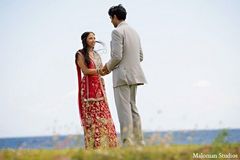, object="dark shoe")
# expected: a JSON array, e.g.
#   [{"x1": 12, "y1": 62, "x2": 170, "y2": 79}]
[{"x1": 122, "y1": 139, "x2": 134, "y2": 147}]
